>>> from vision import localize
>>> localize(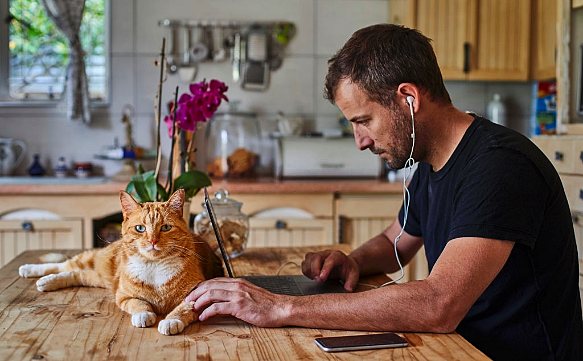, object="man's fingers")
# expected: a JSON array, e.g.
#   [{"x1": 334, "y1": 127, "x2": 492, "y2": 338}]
[
  {"x1": 185, "y1": 277, "x2": 245, "y2": 303},
  {"x1": 198, "y1": 301, "x2": 230, "y2": 321},
  {"x1": 318, "y1": 250, "x2": 344, "y2": 281},
  {"x1": 343, "y1": 269, "x2": 359, "y2": 292}
]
